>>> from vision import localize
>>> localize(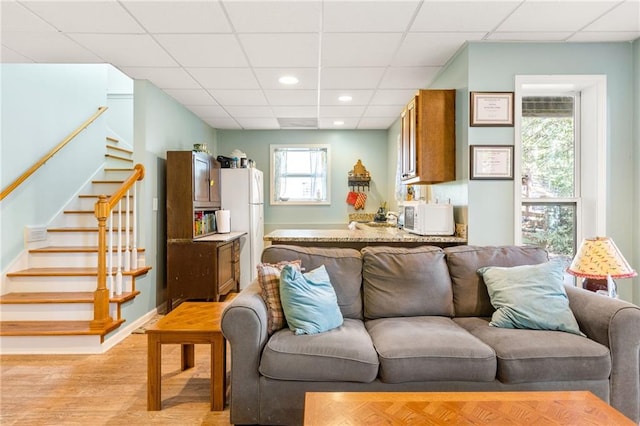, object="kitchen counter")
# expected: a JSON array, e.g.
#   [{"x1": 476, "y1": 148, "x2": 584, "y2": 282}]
[
  {"x1": 263, "y1": 225, "x2": 466, "y2": 250},
  {"x1": 195, "y1": 231, "x2": 246, "y2": 243}
]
